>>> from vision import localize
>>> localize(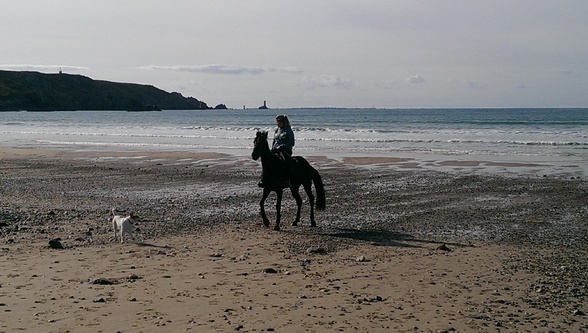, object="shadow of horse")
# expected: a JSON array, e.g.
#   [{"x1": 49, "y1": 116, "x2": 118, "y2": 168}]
[
  {"x1": 323, "y1": 228, "x2": 422, "y2": 248},
  {"x1": 319, "y1": 228, "x2": 474, "y2": 249}
]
